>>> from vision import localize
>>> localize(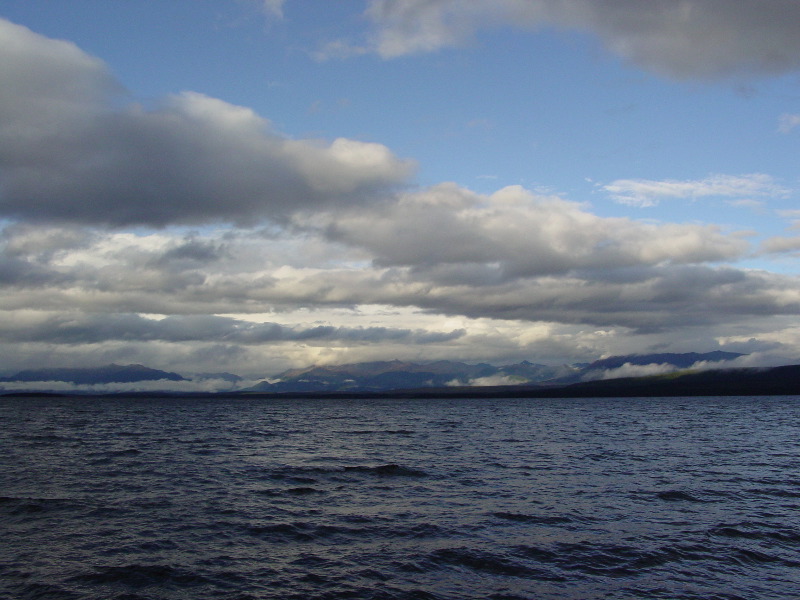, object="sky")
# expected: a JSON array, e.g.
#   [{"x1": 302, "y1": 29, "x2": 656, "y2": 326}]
[{"x1": 1, "y1": 0, "x2": 800, "y2": 387}]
